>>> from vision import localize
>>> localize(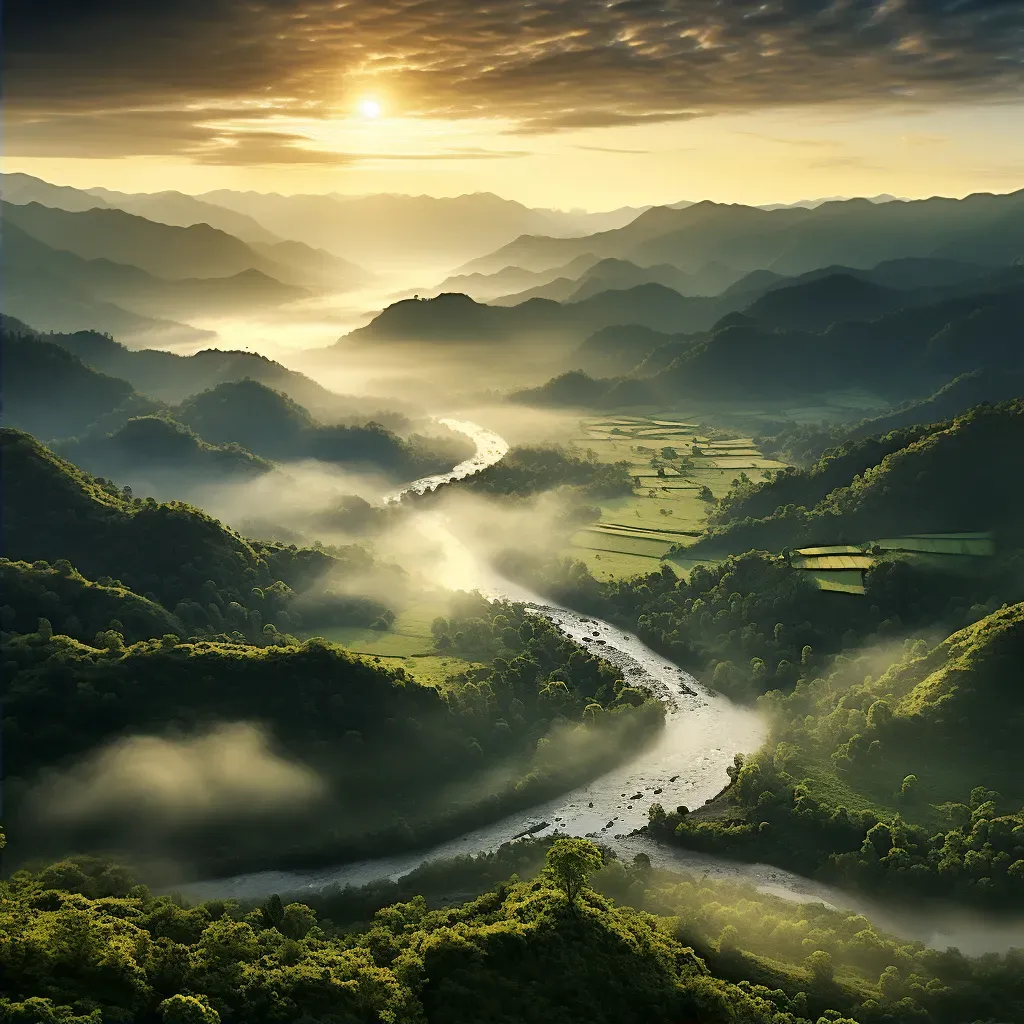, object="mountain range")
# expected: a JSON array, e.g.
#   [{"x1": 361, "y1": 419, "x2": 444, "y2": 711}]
[{"x1": 456, "y1": 189, "x2": 1024, "y2": 277}]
